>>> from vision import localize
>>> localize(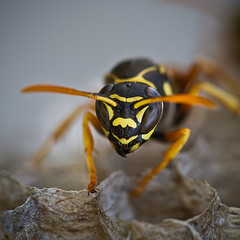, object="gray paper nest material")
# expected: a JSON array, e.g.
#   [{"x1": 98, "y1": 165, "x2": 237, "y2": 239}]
[{"x1": 0, "y1": 170, "x2": 240, "y2": 240}]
